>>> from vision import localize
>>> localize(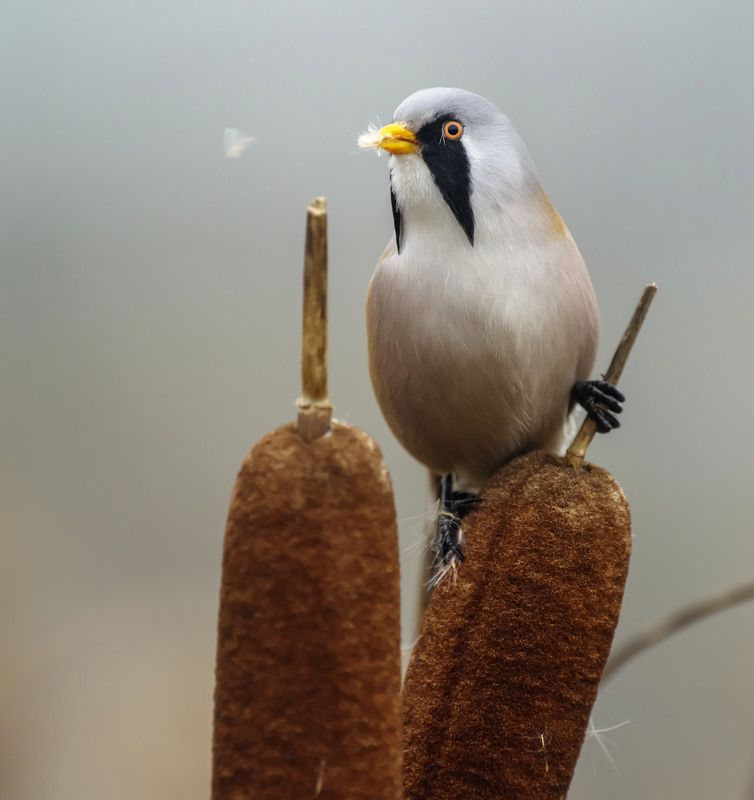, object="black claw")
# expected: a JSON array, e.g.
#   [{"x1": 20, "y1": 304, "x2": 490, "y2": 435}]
[
  {"x1": 572, "y1": 380, "x2": 625, "y2": 433},
  {"x1": 596, "y1": 410, "x2": 621, "y2": 432},
  {"x1": 584, "y1": 380, "x2": 624, "y2": 411},
  {"x1": 600, "y1": 380, "x2": 626, "y2": 402}
]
